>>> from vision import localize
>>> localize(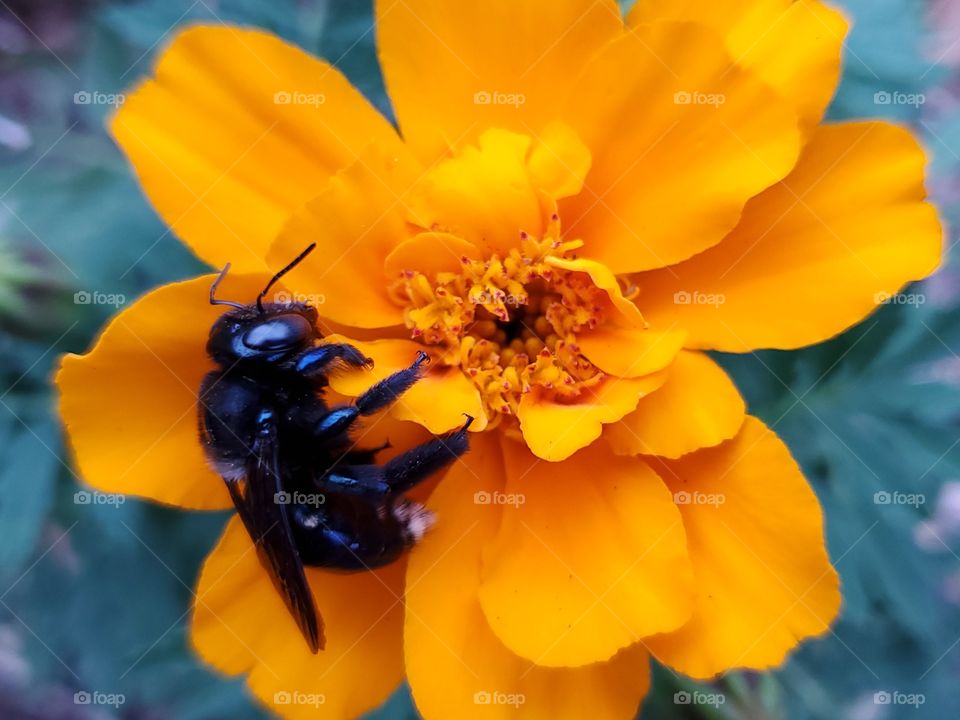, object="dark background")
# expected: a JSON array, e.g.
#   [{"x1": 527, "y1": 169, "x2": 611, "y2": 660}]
[{"x1": 0, "y1": 0, "x2": 958, "y2": 717}]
